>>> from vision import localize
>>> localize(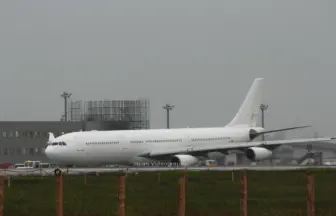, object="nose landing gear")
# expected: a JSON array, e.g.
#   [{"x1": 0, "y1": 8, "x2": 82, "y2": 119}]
[{"x1": 54, "y1": 168, "x2": 62, "y2": 176}]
